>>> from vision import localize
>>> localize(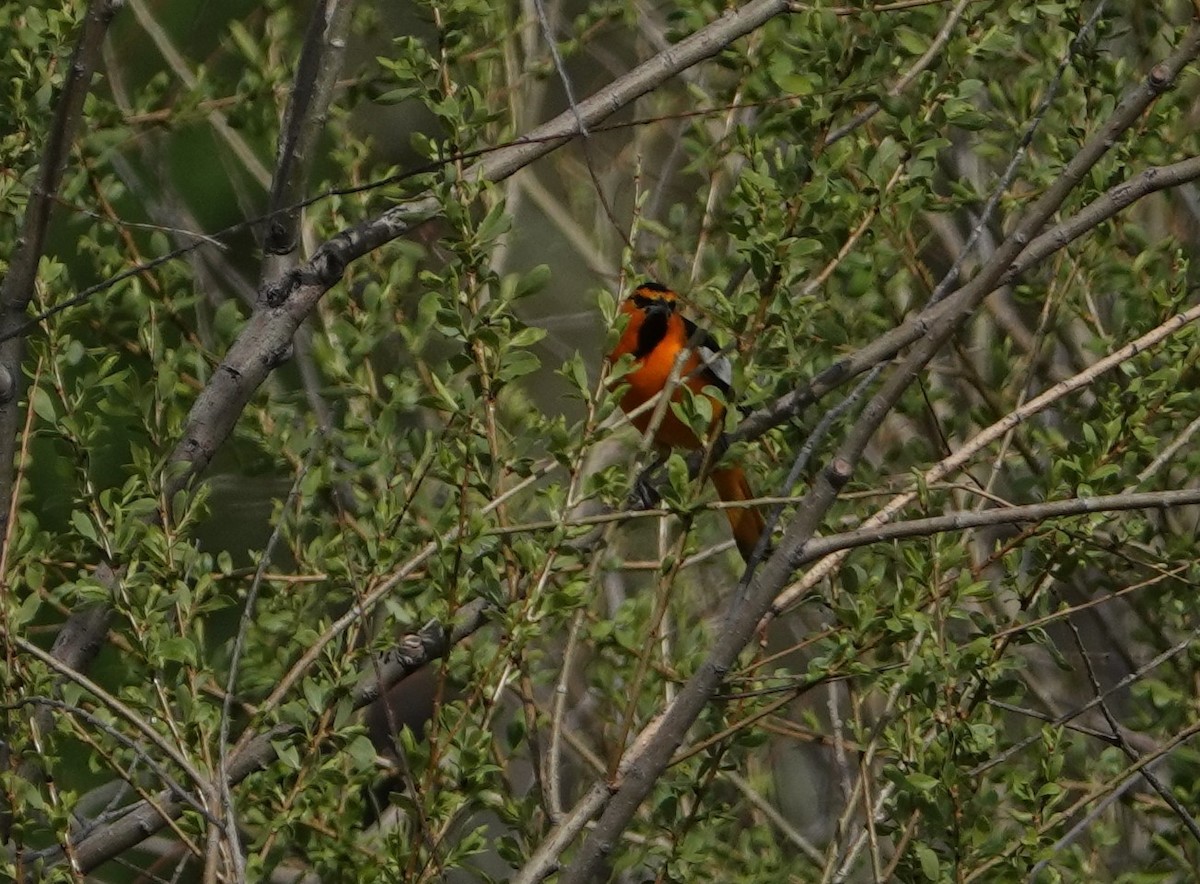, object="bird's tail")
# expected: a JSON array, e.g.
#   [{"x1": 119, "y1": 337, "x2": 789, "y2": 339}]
[{"x1": 710, "y1": 466, "x2": 767, "y2": 563}]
